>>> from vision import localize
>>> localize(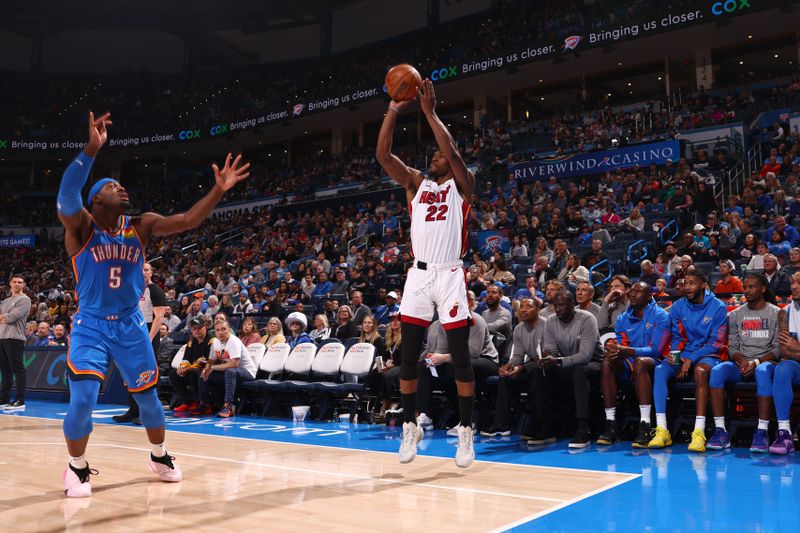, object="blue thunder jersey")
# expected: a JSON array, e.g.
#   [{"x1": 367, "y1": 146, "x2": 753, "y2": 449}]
[{"x1": 71, "y1": 215, "x2": 145, "y2": 318}]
